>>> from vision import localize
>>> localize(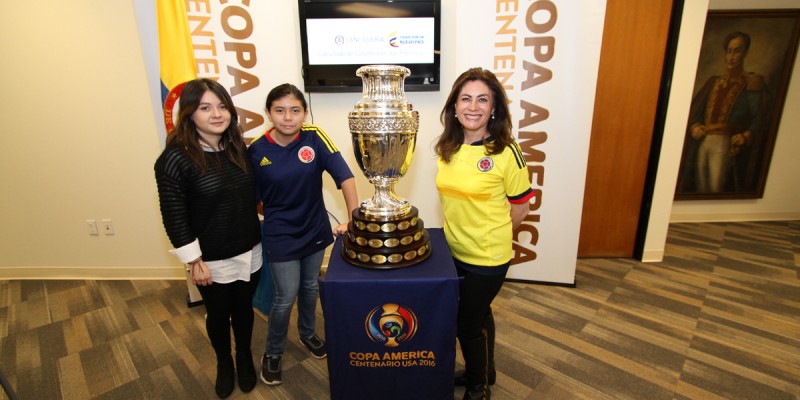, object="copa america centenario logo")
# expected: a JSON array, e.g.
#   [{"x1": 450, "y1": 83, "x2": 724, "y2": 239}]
[{"x1": 365, "y1": 304, "x2": 418, "y2": 347}]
